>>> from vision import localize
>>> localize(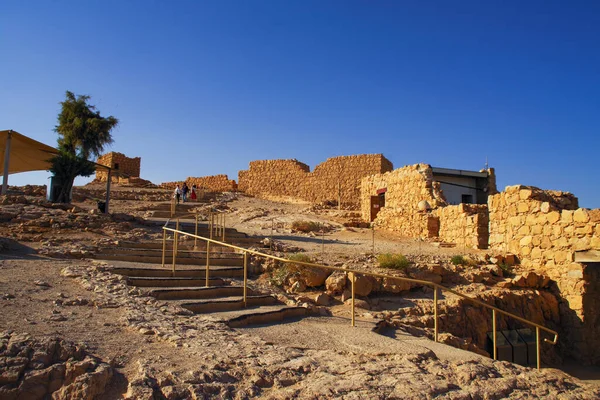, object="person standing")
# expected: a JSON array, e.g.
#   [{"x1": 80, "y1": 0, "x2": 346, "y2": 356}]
[
  {"x1": 173, "y1": 185, "x2": 181, "y2": 204},
  {"x1": 191, "y1": 184, "x2": 197, "y2": 201},
  {"x1": 182, "y1": 183, "x2": 189, "y2": 203}
]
